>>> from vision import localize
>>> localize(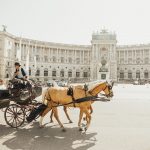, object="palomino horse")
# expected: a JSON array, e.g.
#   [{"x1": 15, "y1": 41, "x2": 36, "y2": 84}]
[{"x1": 40, "y1": 81, "x2": 113, "y2": 131}]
